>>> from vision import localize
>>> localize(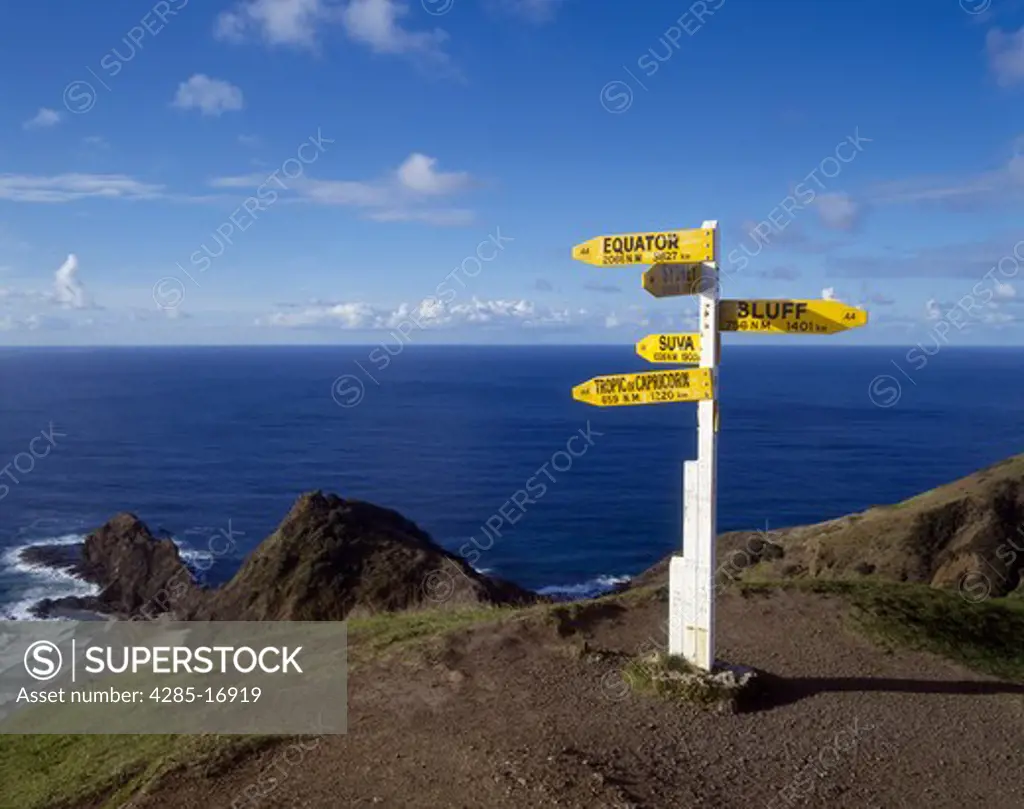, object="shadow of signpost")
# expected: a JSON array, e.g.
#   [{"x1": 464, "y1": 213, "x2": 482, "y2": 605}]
[{"x1": 742, "y1": 673, "x2": 1024, "y2": 713}]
